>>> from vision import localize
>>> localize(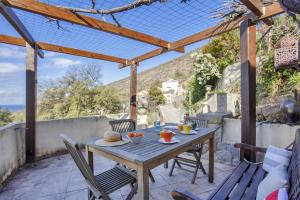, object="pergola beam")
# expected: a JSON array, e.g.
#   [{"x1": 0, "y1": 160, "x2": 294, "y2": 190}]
[
  {"x1": 0, "y1": 1, "x2": 44, "y2": 58},
  {"x1": 0, "y1": 34, "x2": 128, "y2": 64},
  {"x1": 38, "y1": 43, "x2": 127, "y2": 65},
  {"x1": 121, "y1": 2, "x2": 283, "y2": 68},
  {"x1": 3, "y1": 0, "x2": 183, "y2": 53},
  {"x1": 240, "y1": 0, "x2": 273, "y2": 25},
  {"x1": 170, "y1": 2, "x2": 282, "y2": 51},
  {"x1": 240, "y1": 0, "x2": 263, "y2": 16},
  {"x1": 120, "y1": 48, "x2": 167, "y2": 68}
]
